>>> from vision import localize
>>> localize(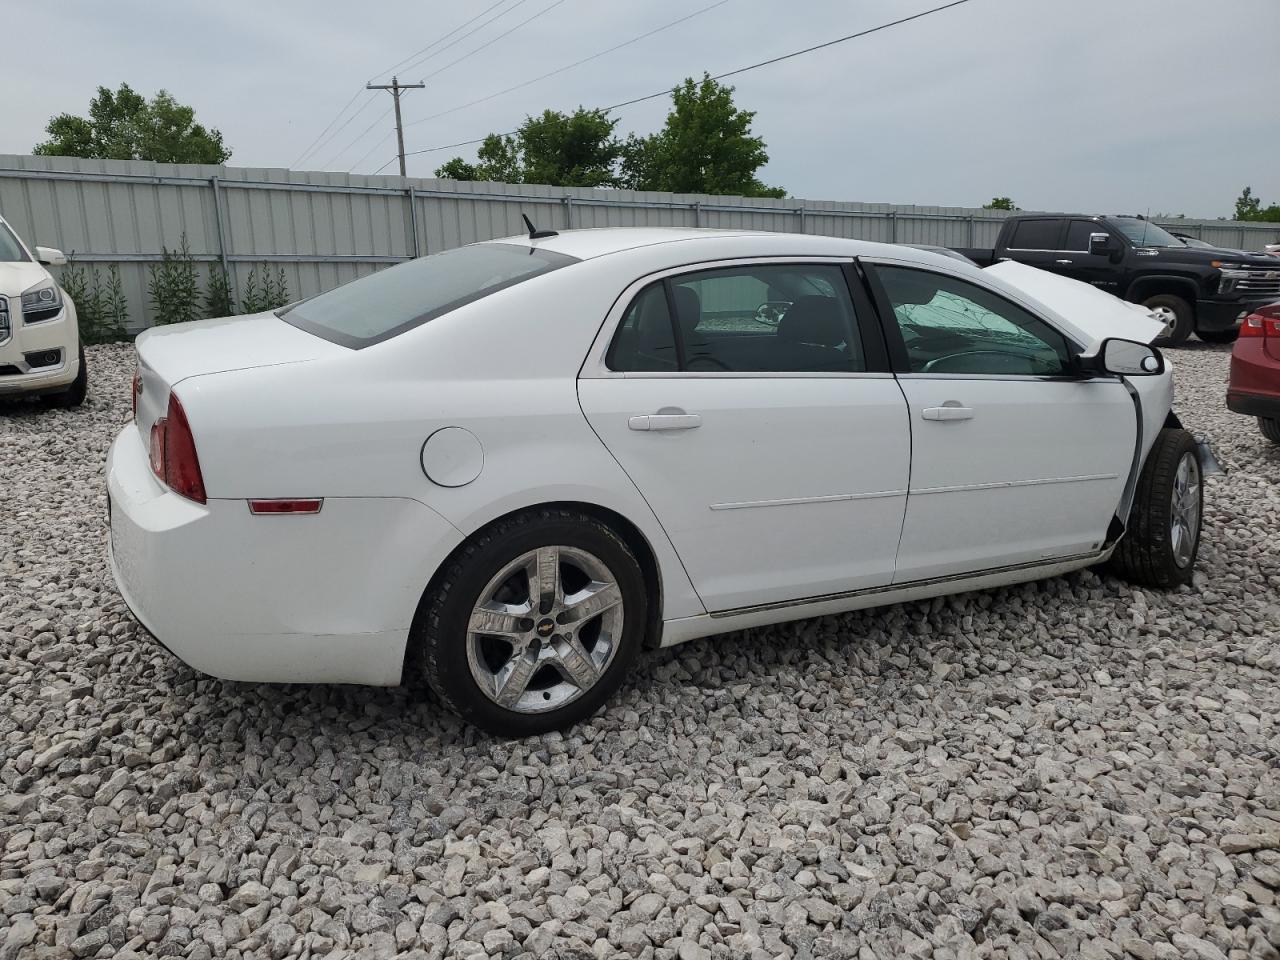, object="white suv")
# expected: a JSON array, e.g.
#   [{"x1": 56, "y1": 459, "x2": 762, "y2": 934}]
[{"x1": 0, "y1": 215, "x2": 85, "y2": 407}]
